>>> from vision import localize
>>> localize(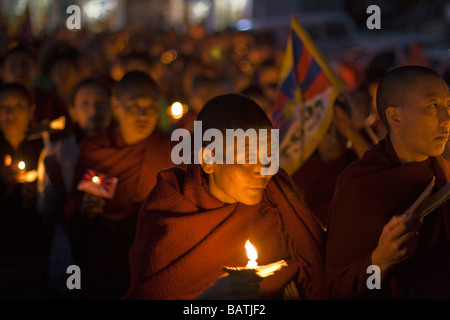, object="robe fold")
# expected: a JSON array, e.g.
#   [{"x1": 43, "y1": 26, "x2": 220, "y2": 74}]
[
  {"x1": 65, "y1": 125, "x2": 175, "y2": 299},
  {"x1": 124, "y1": 164, "x2": 326, "y2": 300},
  {"x1": 326, "y1": 136, "x2": 450, "y2": 299}
]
